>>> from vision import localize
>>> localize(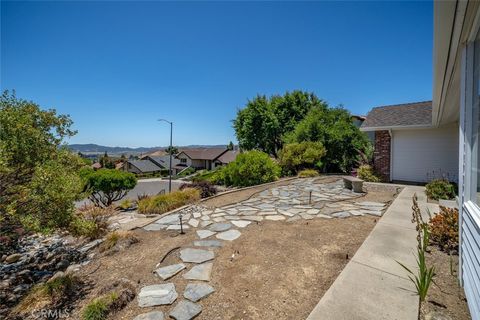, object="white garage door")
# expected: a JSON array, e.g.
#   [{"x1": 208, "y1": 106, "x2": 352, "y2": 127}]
[{"x1": 391, "y1": 124, "x2": 459, "y2": 183}]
